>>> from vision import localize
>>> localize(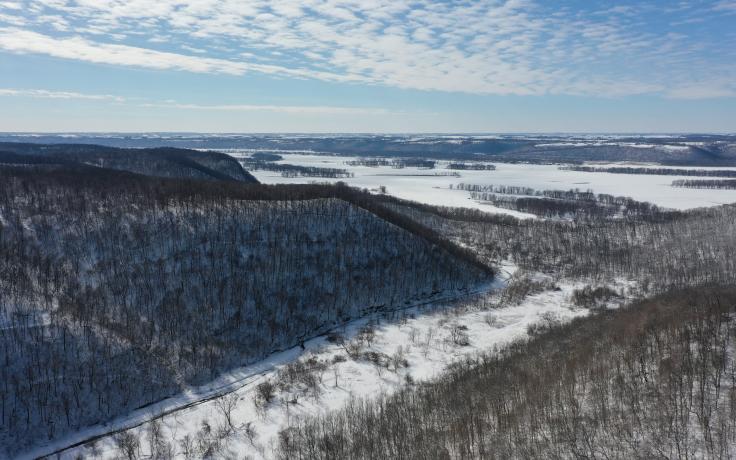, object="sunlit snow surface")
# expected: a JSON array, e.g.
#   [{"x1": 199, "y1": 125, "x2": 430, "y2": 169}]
[{"x1": 239, "y1": 153, "x2": 736, "y2": 213}]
